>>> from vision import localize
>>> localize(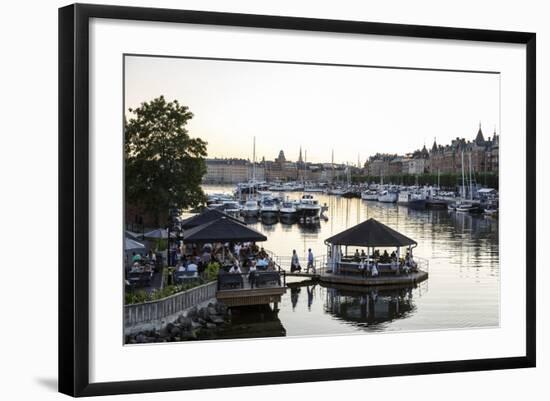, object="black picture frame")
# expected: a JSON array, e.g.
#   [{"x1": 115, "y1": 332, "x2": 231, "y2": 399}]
[{"x1": 59, "y1": 3, "x2": 536, "y2": 397}]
